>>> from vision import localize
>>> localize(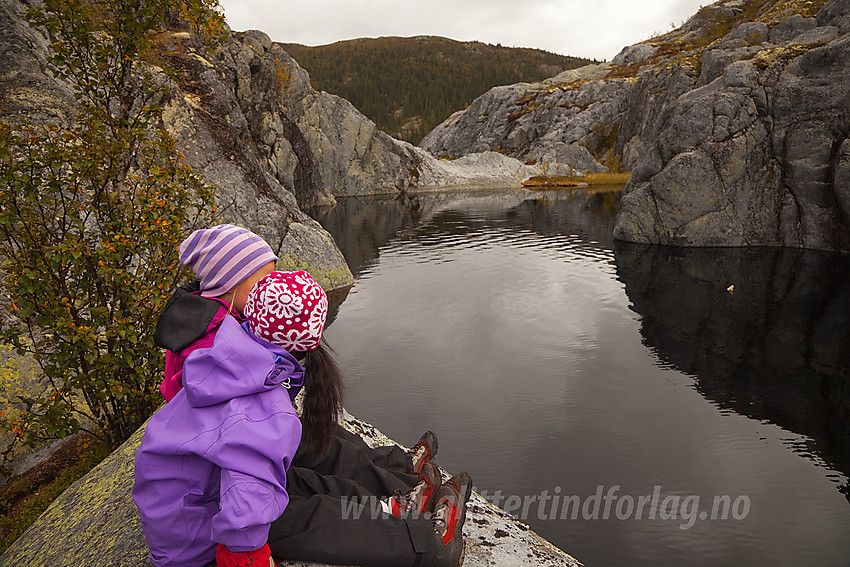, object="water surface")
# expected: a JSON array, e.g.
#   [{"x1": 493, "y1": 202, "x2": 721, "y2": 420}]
[{"x1": 309, "y1": 187, "x2": 850, "y2": 567}]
